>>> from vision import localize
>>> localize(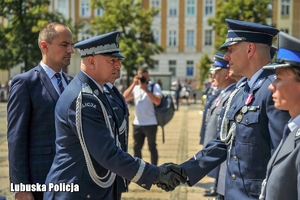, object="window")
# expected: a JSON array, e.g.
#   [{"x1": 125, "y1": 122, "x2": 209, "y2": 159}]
[
  {"x1": 186, "y1": 30, "x2": 195, "y2": 46},
  {"x1": 95, "y1": 8, "x2": 104, "y2": 16},
  {"x1": 186, "y1": 61, "x2": 194, "y2": 76},
  {"x1": 80, "y1": 0, "x2": 91, "y2": 18},
  {"x1": 204, "y1": 30, "x2": 212, "y2": 46},
  {"x1": 186, "y1": 0, "x2": 195, "y2": 16},
  {"x1": 153, "y1": 60, "x2": 159, "y2": 71},
  {"x1": 205, "y1": 0, "x2": 213, "y2": 16},
  {"x1": 151, "y1": 0, "x2": 160, "y2": 16},
  {"x1": 281, "y1": 0, "x2": 290, "y2": 15},
  {"x1": 169, "y1": 0, "x2": 178, "y2": 17},
  {"x1": 78, "y1": 30, "x2": 92, "y2": 41},
  {"x1": 169, "y1": 60, "x2": 177, "y2": 76},
  {"x1": 168, "y1": 30, "x2": 177, "y2": 46},
  {"x1": 56, "y1": 0, "x2": 68, "y2": 17},
  {"x1": 153, "y1": 30, "x2": 160, "y2": 44}
]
